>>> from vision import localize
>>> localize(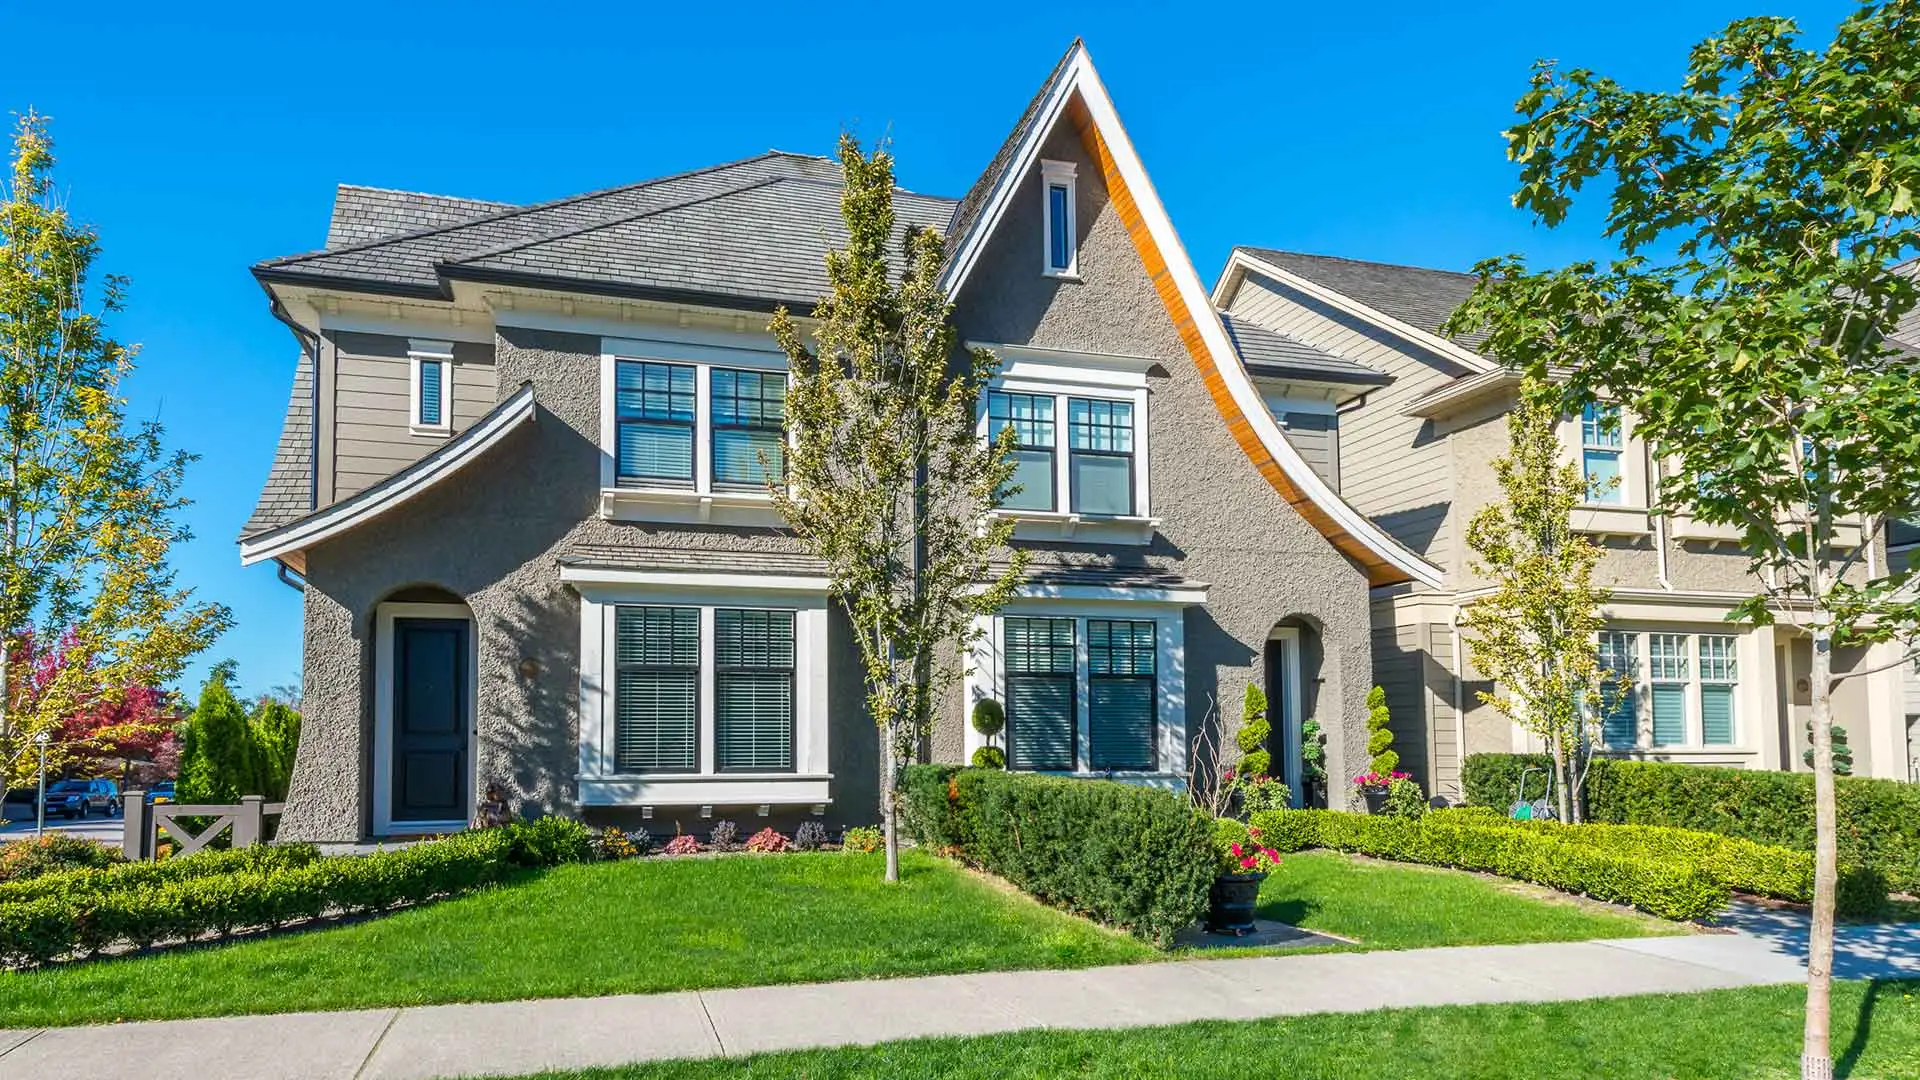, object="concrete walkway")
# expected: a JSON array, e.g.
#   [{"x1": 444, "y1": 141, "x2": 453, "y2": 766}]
[{"x1": 4, "y1": 918, "x2": 1917, "y2": 1080}]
